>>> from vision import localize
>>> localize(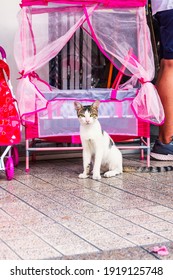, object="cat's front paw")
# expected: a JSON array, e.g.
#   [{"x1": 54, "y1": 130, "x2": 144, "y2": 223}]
[
  {"x1": 79, "y1": 173, "x2": 89, "y2": 179},
  {"x1": 92, "y1": 174, "x2": 101, "y2": 180}
]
